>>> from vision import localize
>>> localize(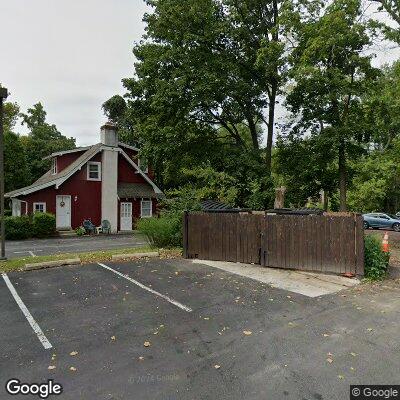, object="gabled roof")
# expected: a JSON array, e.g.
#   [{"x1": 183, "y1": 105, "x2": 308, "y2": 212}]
[
  {"x1": 118, "y1": 142, "x2": 139, "y2": 152},
  {"x1": 5, "y1": 142, "x2": 163, "y2": 198},
  {"x1": 42, "y1": 146, "x2": 91, "y2": 160},
  {"x1": 118, "y1": 148, "x2": 163, "y2": 194},
  {"x1": 118, "y1": 183, "x2": 164, "y2": 199},
  {"x1": 6, "y1": 144, "x2": 103, "y2": 197}
]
